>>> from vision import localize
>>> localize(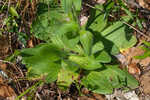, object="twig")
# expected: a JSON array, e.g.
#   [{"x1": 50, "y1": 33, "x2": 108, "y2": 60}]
[
  {"x1": 0, "y1": 59, "x2": 13, "y2": 65},
  {"x1": 0, "y1": 59, "x2": 24, "y2": 77},
  {"x1": 57, "y1": 89, "x2": 62, "y2": 100},
  {"x1": 84, "y1": 3, "x2": 150, "y2": 40},
  {"x1": 122, "y1": 21, "x2": 150, "y2": 39}
]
